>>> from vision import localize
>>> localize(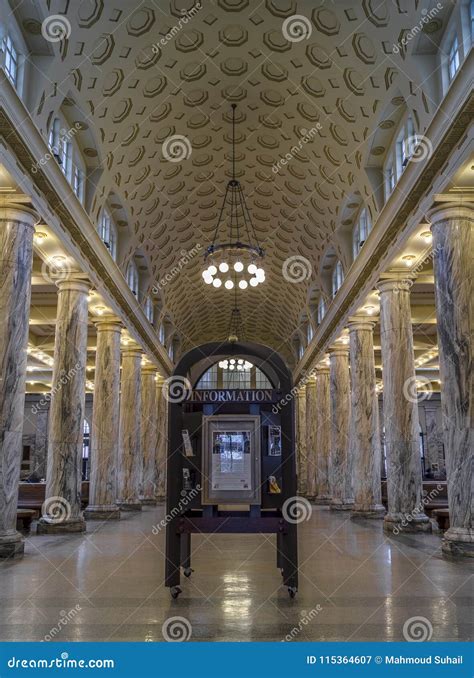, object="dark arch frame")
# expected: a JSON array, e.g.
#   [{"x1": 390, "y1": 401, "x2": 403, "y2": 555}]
[{"x1": 165, "y1": 341, "x2": 298, "y2": 597}]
